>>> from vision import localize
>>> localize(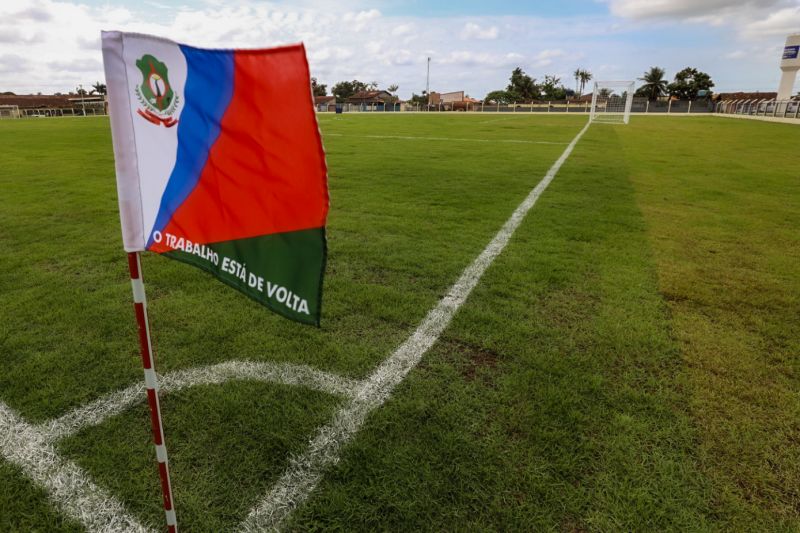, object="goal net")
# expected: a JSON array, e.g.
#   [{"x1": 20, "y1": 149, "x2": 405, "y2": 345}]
[
  {"x1": 0, "y1": 105, "x2": 20, "y2": 119},
  {"x1": 590, "y1": 81, "x2": 634, "y2": 124}
]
